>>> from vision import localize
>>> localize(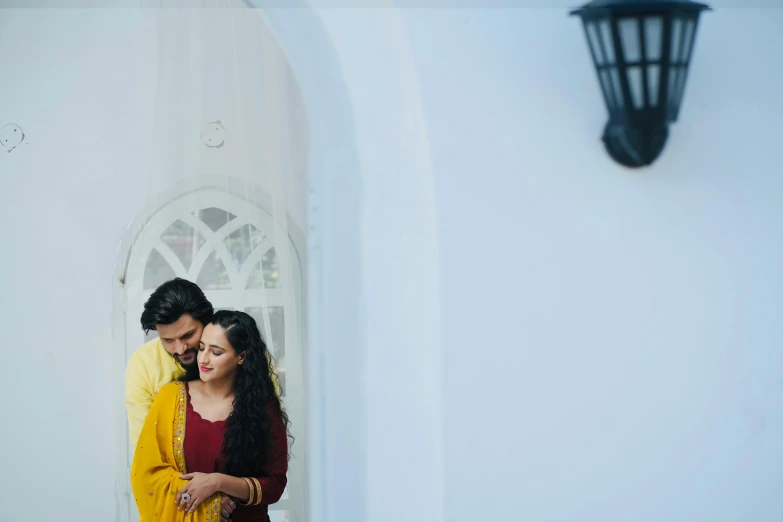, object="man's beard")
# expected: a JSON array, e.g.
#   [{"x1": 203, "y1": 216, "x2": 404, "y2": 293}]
[{"x1": 174, "y1": 348, "x2": 198, "y2": 369}]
